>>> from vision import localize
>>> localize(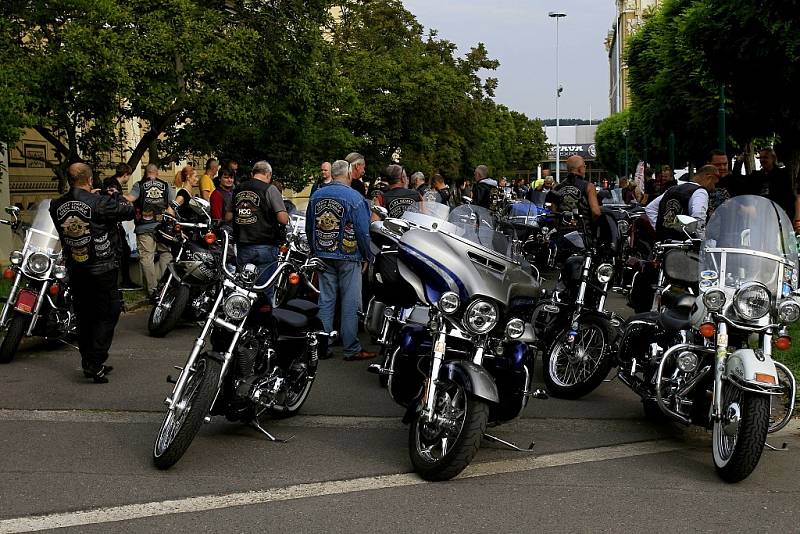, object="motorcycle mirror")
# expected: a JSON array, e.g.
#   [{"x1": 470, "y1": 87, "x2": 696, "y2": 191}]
[
  {"x1": 5, "y1": 206, "x2": 20, "y2": 218},
  {"x1": 371, "y1": 205, "x2": 388, "y2": 220},
  {"x1": 676, "y1": 214, "x2": 699, "y2": 234},
  {"x1": 461, "y1": 196, "x2": 473, "y2": 205},
  {"x1": 189, "y1": 197, "x2": 211, "y2": 217}
]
